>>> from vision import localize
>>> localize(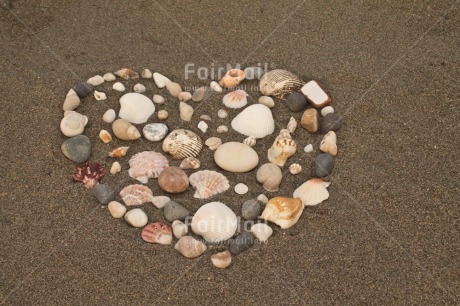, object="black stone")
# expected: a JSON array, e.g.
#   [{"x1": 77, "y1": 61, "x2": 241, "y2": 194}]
[
  {"x1": 315, "y1": 153, "x2": 335, "y2": 177},
  {"x1": 241, "y1": 200, "x2": 262, "y2": 220},
  {"x1": 72, "y1": 82, "x2": 94, "y2": 98},
  {"x1": 91, "y1": 183, "x2": 114, "y2": 204},
  {"x1": 229, "y1": 231, "x2": 255, "y2": 255},
  {"x1": 320, "y1": 113, "x2": 342, "y2": 134},
  {"x1": 286, "y1": 92, "x2": 308, "y2": 112},
  {"x1": 61, "y1": 135, "x2": 91, "y2": 163},
  {"x1": 163, "y1": 201, "x2": 189, "y2": 222}
]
